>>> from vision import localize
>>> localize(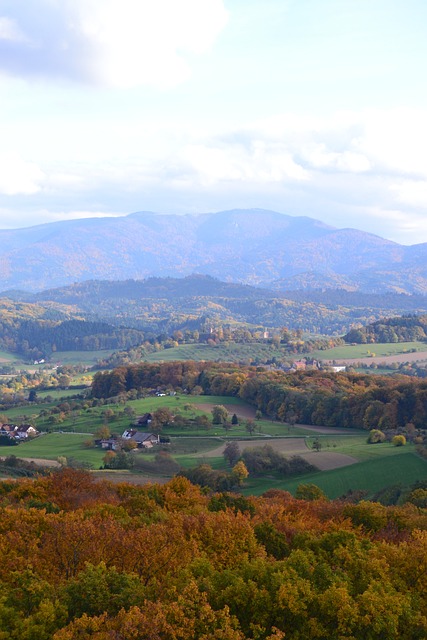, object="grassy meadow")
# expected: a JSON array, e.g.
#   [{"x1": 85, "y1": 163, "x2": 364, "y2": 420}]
[
  {"x1": 0, "y1": 350, "x2": 22, "y2": 364},
  {"x1": 144, "y1": 342, "x2": 289, "y2": 363},
  {"x1": 308, "y1": 341, "x2": 427, "y2": 360},
  {"x1": 52, "y1": 350, "x2": 117, "y2": 365},
  {"x1": 16, "y1": 432, "x2": 105, "y2": 467},
  {"x1": 242, "y1": 453, "x2": 427, "y2": 499}
]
